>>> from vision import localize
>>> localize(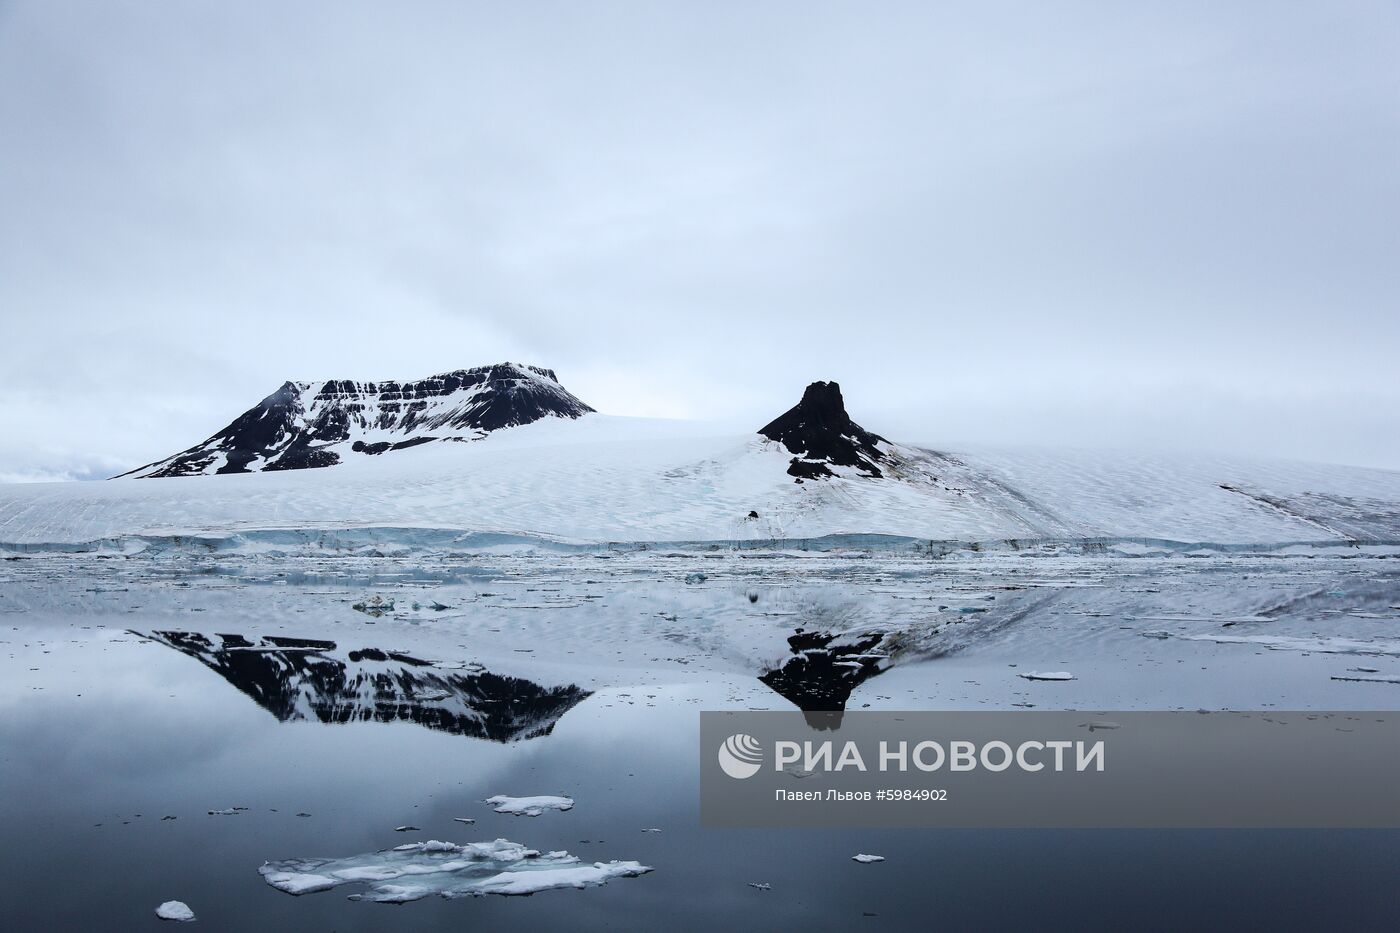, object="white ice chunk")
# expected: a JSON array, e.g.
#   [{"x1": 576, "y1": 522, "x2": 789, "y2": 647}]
[
  {"x1": 259, "y1": 838, "x2": 650, "y2": 902},
  {"x1": 1017, "y1": 671, "x2": 1075, "y2": 681},
  {"x1": 485, "y1": 794, "x2": 574, "y2": 817},
  {"x1": 1182, "y1": 633, "x2": 1400, "y2": 656},
  {"x1": 155, "y1": 901, "x2": 195, "y2": 922},
  {"x1": 851, "y1": 854, "x2": 885, "y2": 863}
]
